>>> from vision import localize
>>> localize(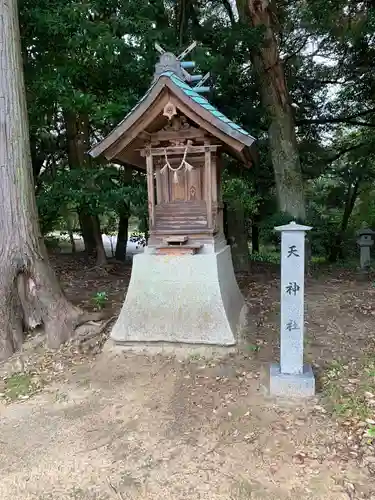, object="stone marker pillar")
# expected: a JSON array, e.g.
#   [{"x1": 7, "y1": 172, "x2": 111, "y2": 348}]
[
  {"x1": 356, "y1": 228, "x2": 374, "y2": 271},
  {"x1": 269, "y1": 221, "x2": 315, "y2": 398}
]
